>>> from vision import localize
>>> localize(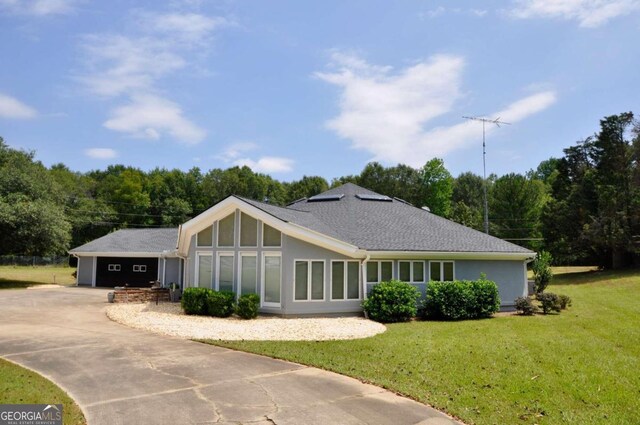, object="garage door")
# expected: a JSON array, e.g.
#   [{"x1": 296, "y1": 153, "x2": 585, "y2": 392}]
[{"x1": 95, "y1": 257, "x2": 159, "y2": 287}]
